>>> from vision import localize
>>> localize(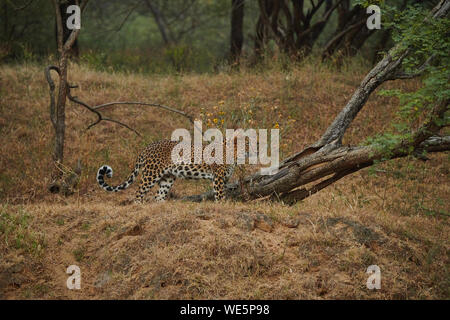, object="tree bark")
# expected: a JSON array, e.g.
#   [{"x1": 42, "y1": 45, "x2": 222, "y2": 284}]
[{"x1": 230, "y1": 0, "x2": 245, "y2": 65}]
